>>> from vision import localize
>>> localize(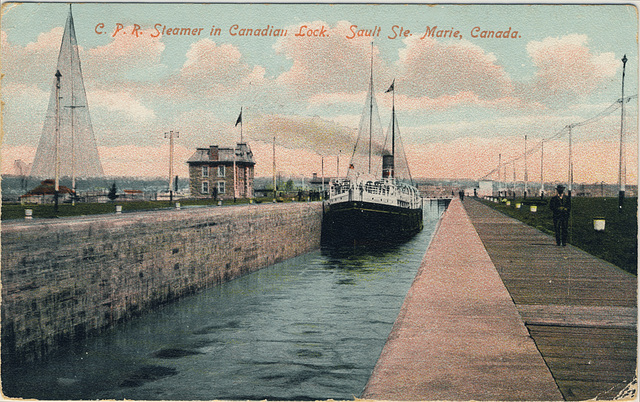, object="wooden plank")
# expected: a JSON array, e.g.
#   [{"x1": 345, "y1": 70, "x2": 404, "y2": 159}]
[{"x1": 518, "y1": 304, "x2": 637, "y2": 328}]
